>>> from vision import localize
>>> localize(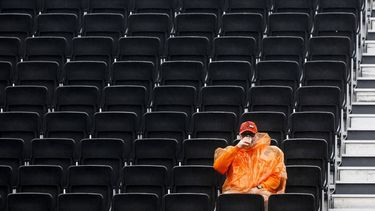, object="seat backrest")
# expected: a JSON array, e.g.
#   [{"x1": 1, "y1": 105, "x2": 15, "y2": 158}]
[
  {"x1": 111, "y1": 61, "x2": 155, "y2": 94},
  {"x1": 71, "y1": 36, "x2": 114, "y2": 67},
  {"x1": 191, "y1": 112, "x2": 237, "y2": 144},
  {"x1": 240, "y1": 112, "x2": 287, "y2": 143},
  {"x1": 7, "y1": 193, "x2": 54, "y2": 211},
  {"x1": 286, "y1": 165, "x2": 322, "y2": 210},
  {"x1": 143, "y1": 111, "x2": 188, "y2": 156},
  {"x1": 0, "y1": 37, "x2": 21, "y2": 69},
  {"x1": 80, "y1": 138, "x2": 127, "y2": 186},
  {"x1": 121, "y1": 165, "x2": 168, "y2": 198},
  {"x1": 15, "y1": 61, "x2": 59, "y2": 105},
  {"x1": 289, "y1": 112, "x2": 335, "y2": 160},
  {"x1": 248, "y1": 86, "x2": 294, "y2": 117},
  {"x1": 0, "y1": 0, "x2": 38, "y2": 18},
  {"x1": 268, "y1": 193, "x2": 315, "y2": 211},
  {"x1": 127, "y1": 13, "x2": 171, "y2": 49},
  {"x1": 93, "y1": 112, "x2": 138, "y2": 148},
  {"x1": 262, "y1": 36, "x2": 305, "y2": 65},
  {"x1": 25, "y1": 37, "x2": 67, "y2": 68},
  {"x1": 31, "y1": 138, "x2": 75, "y2": 171},
  {"x1": 166, "y1": 36, "x2": 210, "y2": 68},
  {"x1": 273, "y1": 0, "x2": 317, "y2": 16},
  {"x1": 112, "y1": 193, "x2": 159, "y2": 211},
  {"x1": 4, "y1": 85, "x2": 49, "y2": 117},
  {"x1": 133, "y1": 0, "x2": 176, "y2": 17},
  {"x1": 102, "y1": 85, "x2": 148, "y2": 123},
  {"x1": 67, "y1": 165, "x2": 114, "y2": 210},
  {"x1": 225, "y1": 0, "x2": 270, "y2": 18},
  {"x1": 160, "y1": 61, "x2": 205, "y2": 91},
  {"x1": 82, "y1": 13, "x2": 125, "y2": 43},
  {"x1": 296, "y1": 86, "x2": 342, "y2": 131},
  {"x1": 281, "y1": 138, "x2": 329, "y2": 186},
  {"x1": 88, "y1": 0, "x2": 130, "y2": 16},
  {"x1": 216, "y1": 193, "x2": 265, "y2": 211},
  {"x1": 0, "y1": 112, "x2": 40, "y2": 160},
  {"x1": 303, "y1": 61, "x2": 347, "y2": 95},
  {"x1": 207, "y1": 61, "x2": 252, "y2": 91},
  {"x1": 172, "y1": 165, "x2": 217, "y2": 207},
  {"x1": 152, "y1": 85, "x2": 197, "y2": 119},
  {"x1": 318, "y1": 0, "x2": 362, "y2": 18},
  {"x1": 0, "y1": 62, "x2": 12, "y2": 107},
  {"x1": 0, "y1": 14, "x2": 32, "y2": 44},
  {"x1": 18, "y1": 165, "x2": 63, "y2": 200},
  {"x1": 0, "y1": 166, "x2": 12, "y2": 205},
  {"x1": 133, "y1": 138, "x2": 178, "y2": 179},
  {"x1": 0, "y1": 139, "x2": 23, "y2": 186},
  {"x1": 212, "y1": 36, "x2": 257, "y2": 67},
  {"x1": 175, "y1": 13, "x2": 217, "y2": 43},
  {"x1": 255, "y1": 61, "x2": 301, "y2": 92},
  {"x1": 36, "y1": 13, "x2": 79, "y2": 55},
  {"x1": 118, "y1": 37, "x2": 161, "y2": 67},
  {"x1": 42, "y1": 0, "x2": 84, "y2": 22},
  {"x1": 63, "y1": 61, "x2": 108, "y2": 92},
  {"x1": 182, "y1": 138, "x2": 228, "y2": 165},
  {"x1": 180, "y1": 0, "x2": 223, "y2": 16},
  {"x1": 43, "y1": 111, "x2": 89, "y2": 142},
  {"x1": 199, "y1": 85, "x2": 245, "y2": 119},
  {"x1": 163, "y1": 193, "x2": 210, "y2": 211},
  {"x1": 54, "y1": 85, "x2": 99, "y2": 118},
  {"x1": 58, "y1": 193, "x2": 104, "y2": 211}
]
